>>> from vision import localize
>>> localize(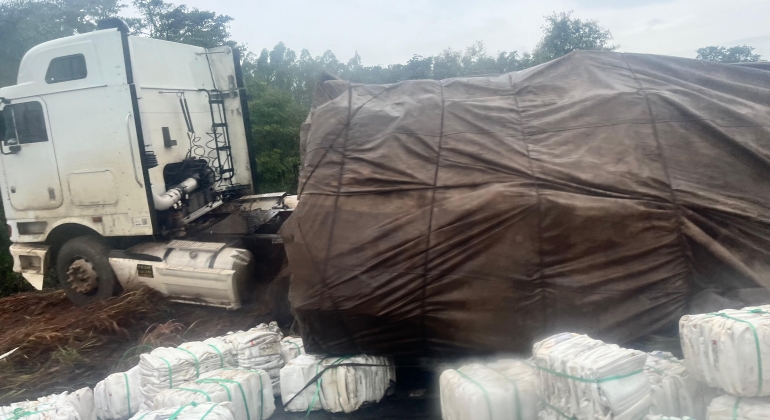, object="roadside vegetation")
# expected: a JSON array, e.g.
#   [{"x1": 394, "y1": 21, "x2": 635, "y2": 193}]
[{"x1": 0, "y1": 0, "x2": 763, "y2": 295}]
